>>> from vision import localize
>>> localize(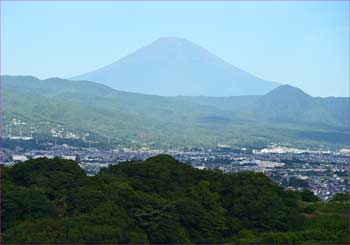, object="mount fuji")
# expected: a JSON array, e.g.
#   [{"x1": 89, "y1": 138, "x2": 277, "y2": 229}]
[{"x1": 72, "y1": 37, "x2": 280, "y2": 96}]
